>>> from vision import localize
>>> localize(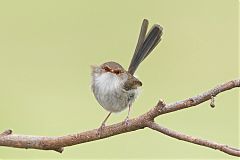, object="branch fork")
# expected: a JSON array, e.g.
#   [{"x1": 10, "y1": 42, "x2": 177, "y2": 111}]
[{"x1": 0, "y1": 79, "x2": 239, "y2": 157}]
